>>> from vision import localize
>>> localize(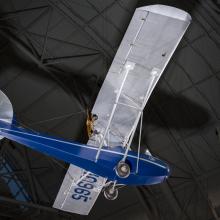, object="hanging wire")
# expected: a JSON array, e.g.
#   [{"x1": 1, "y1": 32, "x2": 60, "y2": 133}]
[
  {"x1": 14, "y1": 116, "x2": 72, "y2": 171},
  {"x1": 12, "y1": 110, "x2": 86, "y2": 137},
  {"x1": 13, "y1": 118, "x2": 40, "y2": 135},
  {"x1": 28, "y1": 110, "x2": 86, "y2": 126},
  {"x1": 11, "y1": 110, "x2": 86, "y2": 172}
]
